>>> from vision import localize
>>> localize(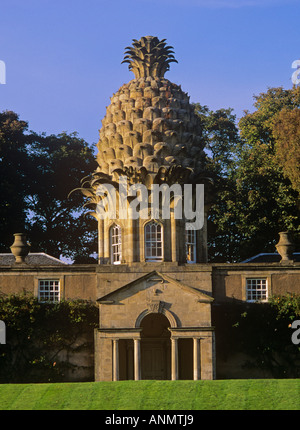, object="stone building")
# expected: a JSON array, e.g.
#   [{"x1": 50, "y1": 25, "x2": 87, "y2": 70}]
[
  {"x1": 0, "y1": 37, "x2": 300, "y2": 381},
  {"x1": 1, "y1": 233, "x2": 300, "y2": 380}
]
